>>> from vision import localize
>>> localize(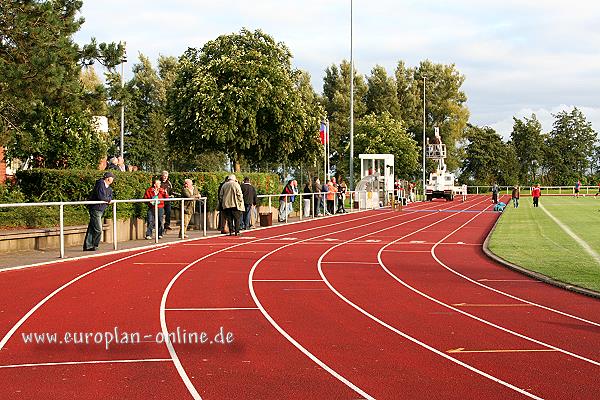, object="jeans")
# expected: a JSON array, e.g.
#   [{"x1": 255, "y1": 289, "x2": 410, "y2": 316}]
[
  {"x1": 84, "y1": 208, "x2": 104, "y2": 250},
  {"x1": 513, "y1": 197, "x2": 519, "y2": 208},
  {"x1": 163, "y1": 201, "x2": 171, "y2": 228},
  {"x1": 146, "y1": 207, "x2": 164, "y2": 237},
  {"x1": 241, "y1": 204, "x2": 252, "y2": 229}
]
